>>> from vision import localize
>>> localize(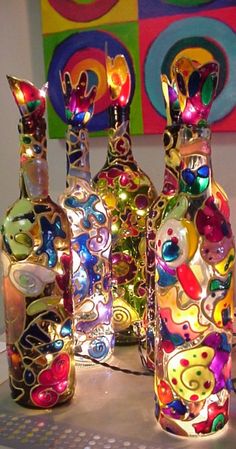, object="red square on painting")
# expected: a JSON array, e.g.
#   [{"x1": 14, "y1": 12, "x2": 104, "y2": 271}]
[{"x1": 139, "y1": 7, "x2": 236, "y2": 134}]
